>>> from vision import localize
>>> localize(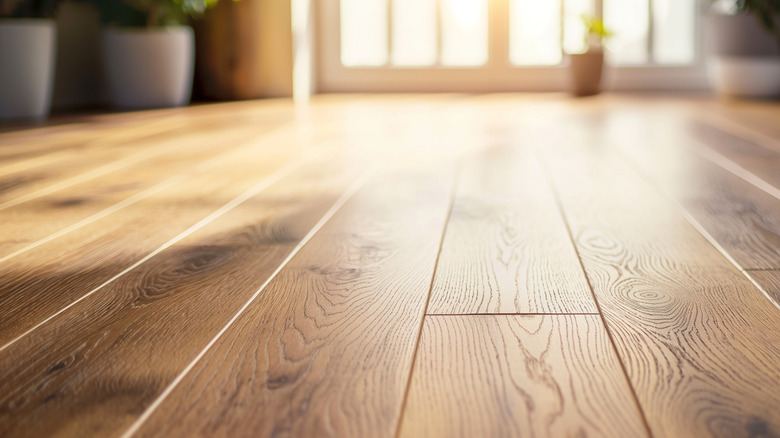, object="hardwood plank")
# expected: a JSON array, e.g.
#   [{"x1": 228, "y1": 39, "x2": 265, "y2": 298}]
[
  {"x1": 534, "y1": 114, "x2": 780, "y2": 438},
  {"x1": 602, "y1": 109, "x2": 780, "y2": 270},
  {"x1": 0, "y1": 100, "x2": 293, "y2": 162},
  {"x1": 428, "y1": 145, "x2": 595, "y2": 314},
  {"x1": 398, "y1": 315, "x2": 648, "y2": 438},
  {"x1": 746, "y1": 270, "x2": 780, "y2": 307},
  {"x1": 693, "y1": 99, "x2": 780, "y2": 151},
  {"x1": 0, "y1": 114, "x2": 189, "y2": 164},
  {"x1": 0, "y1": 157, "x2": 362, "y2": 438},
  {"x1": 0, "y1": 126, "x2": 267, "y2": 259},
  {"x1": 0, "y1": 105, "x2": 294, "y2": 208},
  {"x1": 125, "y1": 165, "x2": 455, "y2": 438},
  {"x1": 687, "y1": 120, "x2": 780, "y2": 191},
  {"x1": 0, "y1": 137, "x2": 303, "y2": 347}
]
